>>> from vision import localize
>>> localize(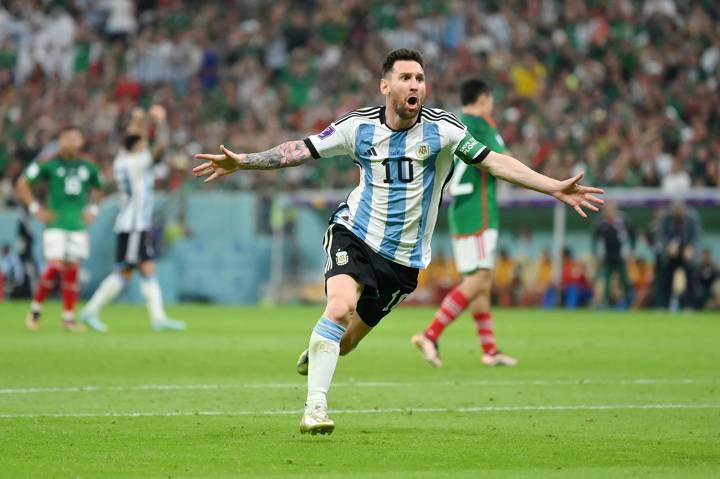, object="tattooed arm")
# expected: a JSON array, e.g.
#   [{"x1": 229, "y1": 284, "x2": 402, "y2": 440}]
[{"x1": 193, "y1": 140, "x2": 313, "y2": 183}]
